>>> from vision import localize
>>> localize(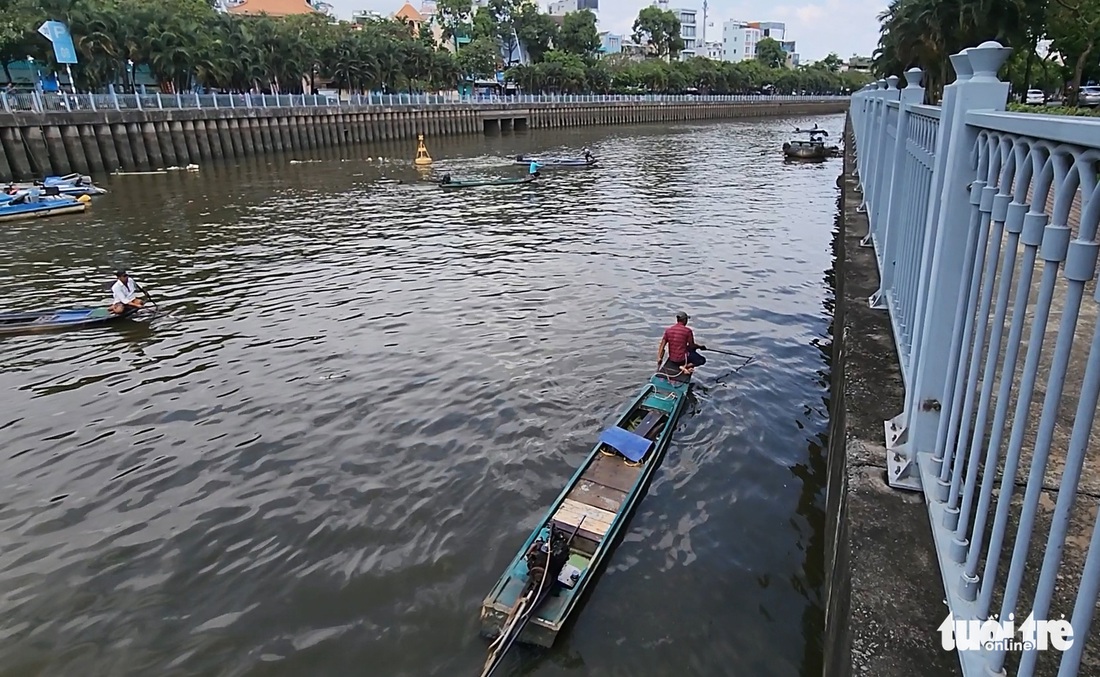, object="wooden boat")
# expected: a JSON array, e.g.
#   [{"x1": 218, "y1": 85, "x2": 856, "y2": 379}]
[
  {"x1": 0, "y1": 191, "x2": 87, "y2": 222},
  {"x1": 513, "y1": 155, "x2": 597, "y2": 168},
  {"x1": 0, "y1": 305, "x2": 138, "y2": 335},
  {"x1": 479, "y1": 363, "x2": 693, "y2": 658},
  {"x1": 438, "y1": 175, "x2": 537, "y2": 189},
  {"x1": 782, "y1": 125, "x2": 840, "y2": 160}
]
